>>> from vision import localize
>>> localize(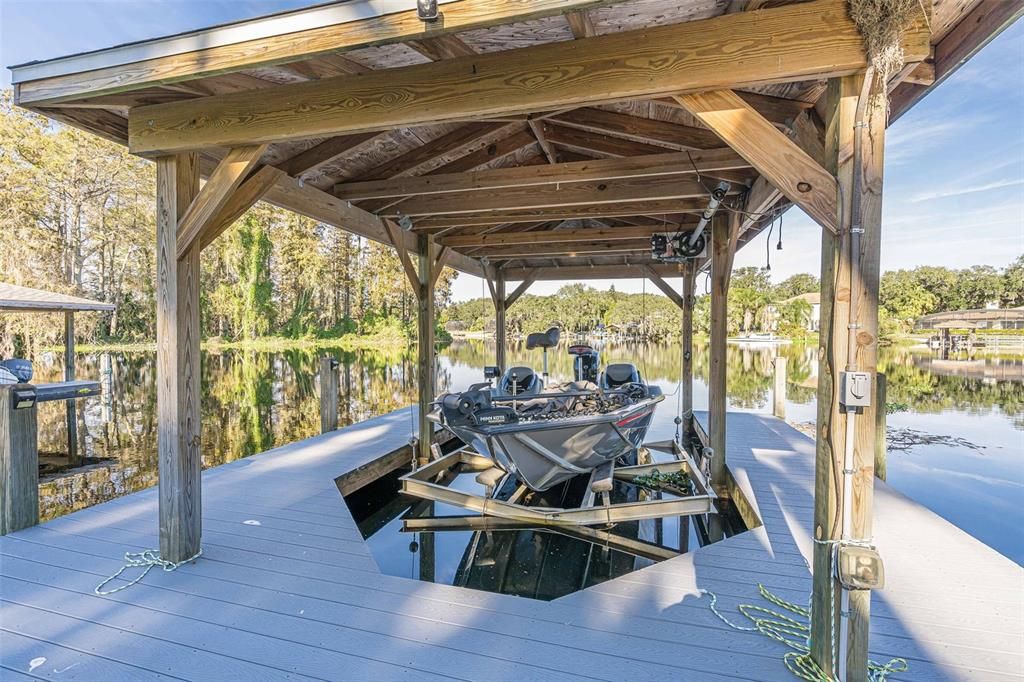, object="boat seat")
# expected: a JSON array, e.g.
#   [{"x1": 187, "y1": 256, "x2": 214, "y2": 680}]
[
  {"x1": 525, "y1": 327, "x2": 560, "y2": 350},
  {"x1": 600, "y1": 363, "x2": 642, "y2": 389},
  {"x1": 498, "y1": 366, "x2": 541, "y2": 396}
]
